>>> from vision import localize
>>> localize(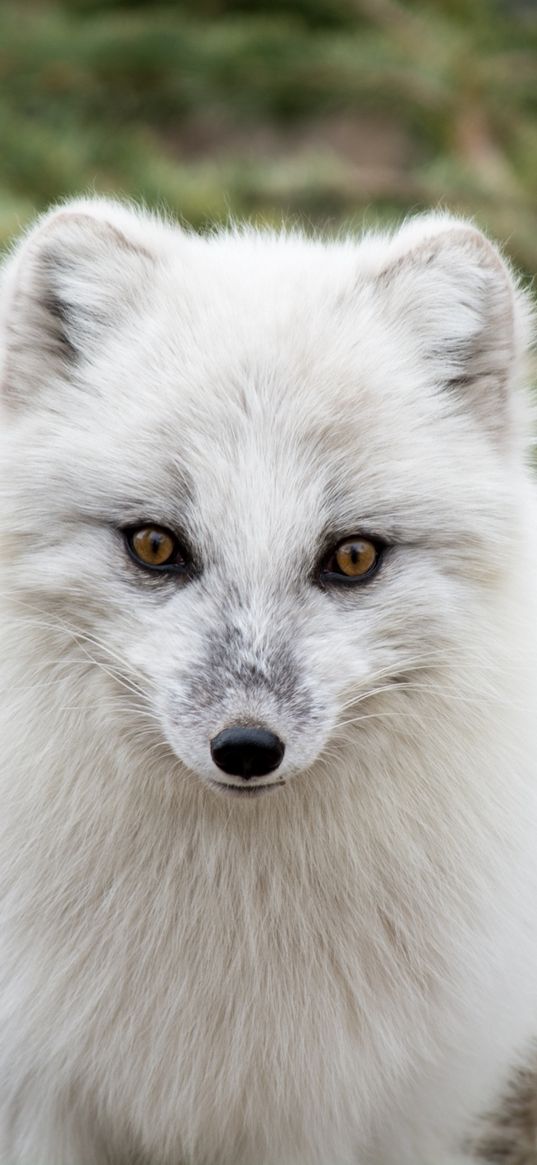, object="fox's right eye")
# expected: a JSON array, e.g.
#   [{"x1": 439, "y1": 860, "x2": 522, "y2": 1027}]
[{"x1": 124, "y1": 525, "x2": 189, "y2": 573}]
